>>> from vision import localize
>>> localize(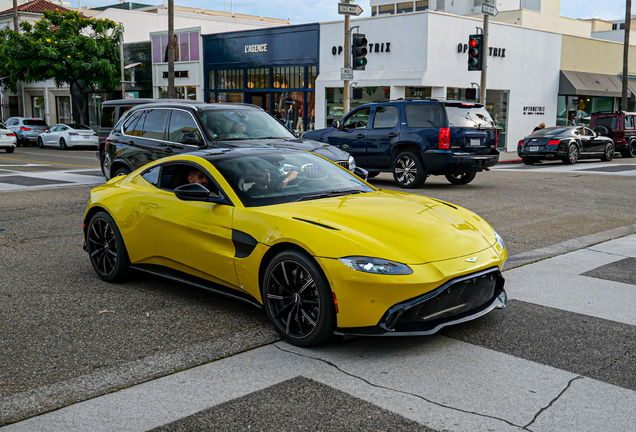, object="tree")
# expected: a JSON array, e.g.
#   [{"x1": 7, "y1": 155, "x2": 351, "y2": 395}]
[
  {"x1": 0, "y1": 10, "x2": 123, "y2": 123},
  {"x1": 622, "y1": 0, "x2": 632, "y2": 111}
]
